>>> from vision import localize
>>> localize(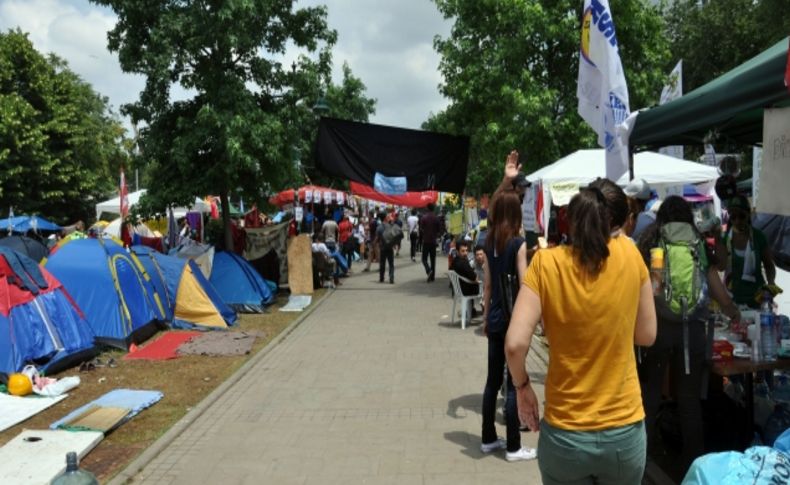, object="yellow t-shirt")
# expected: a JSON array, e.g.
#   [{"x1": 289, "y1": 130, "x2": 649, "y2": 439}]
[{"x1": 523, "y1": 235, "x2": 648, "y2": 431}]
